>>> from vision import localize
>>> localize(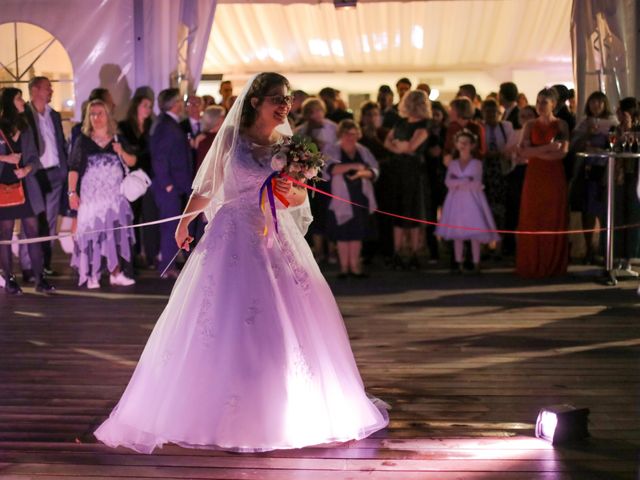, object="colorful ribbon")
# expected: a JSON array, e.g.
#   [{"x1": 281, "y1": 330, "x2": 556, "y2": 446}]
[{"x1": 259, "y1": 172, "x2": 290, "y2": 237}]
